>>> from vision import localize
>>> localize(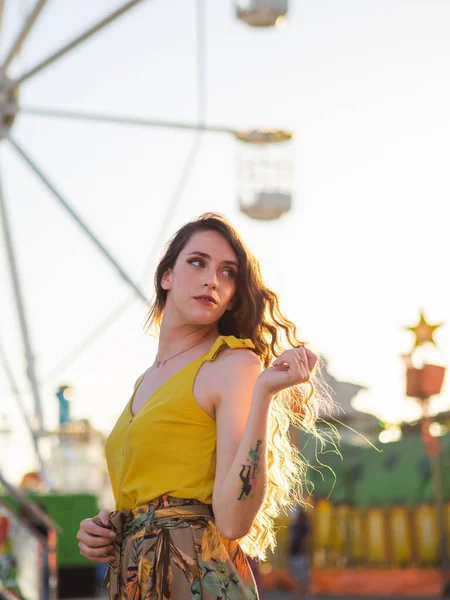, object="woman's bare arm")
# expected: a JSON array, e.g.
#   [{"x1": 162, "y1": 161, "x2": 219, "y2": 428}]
[
  {"x1": 211, "y1": 350, "x2": 271, "y2": 540},
  {"x1": 211, "y1": 346, "x2": 316, "y2": 540}
]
